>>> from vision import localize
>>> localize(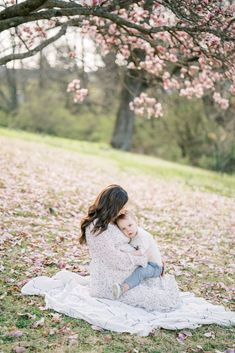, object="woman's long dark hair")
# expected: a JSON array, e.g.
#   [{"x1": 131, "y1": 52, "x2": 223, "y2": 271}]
[{"x1": 79, "y1": 184, "x2": 128, "y2": 244}]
